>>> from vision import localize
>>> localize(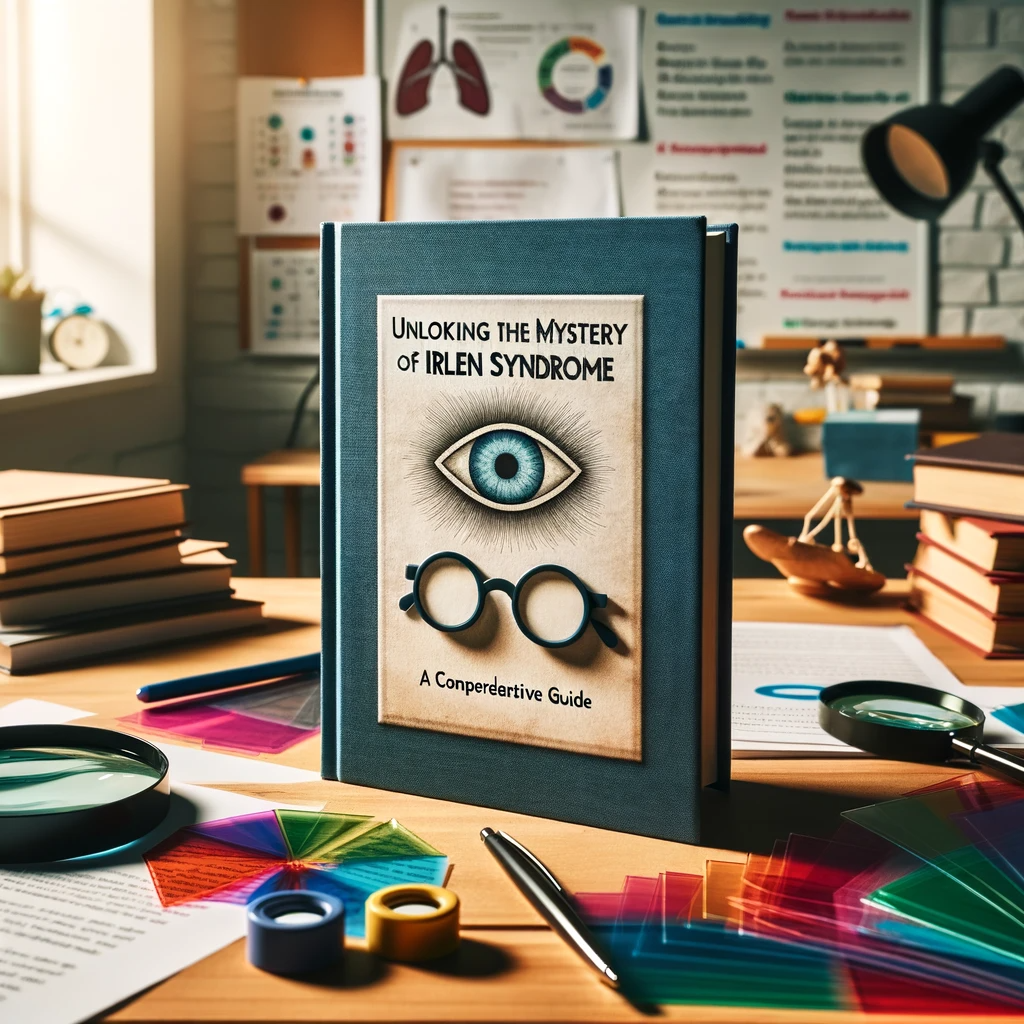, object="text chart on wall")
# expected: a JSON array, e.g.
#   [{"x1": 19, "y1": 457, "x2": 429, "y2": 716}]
[{"x1": 618, "y1": 2, "x2": 930, "y2": 345}]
